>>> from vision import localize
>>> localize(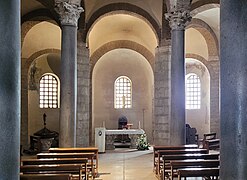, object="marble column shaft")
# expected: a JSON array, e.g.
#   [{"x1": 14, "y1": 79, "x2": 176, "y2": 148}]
[
  {"x1": 59, "y1": 25, "x2": 77, "y2": 147},
  {"x1": 166, "y1": 10, "x2": 191, "y2": 145},
  {"x1": 55, "y1": 1, "x2": 83, "y2": 147},
  {"x1": 220, "y1": 1, "x2": 247, "y2": 179},
  {"x1": 0, "y1": 1, "x2": 20, "y2": 179}
]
